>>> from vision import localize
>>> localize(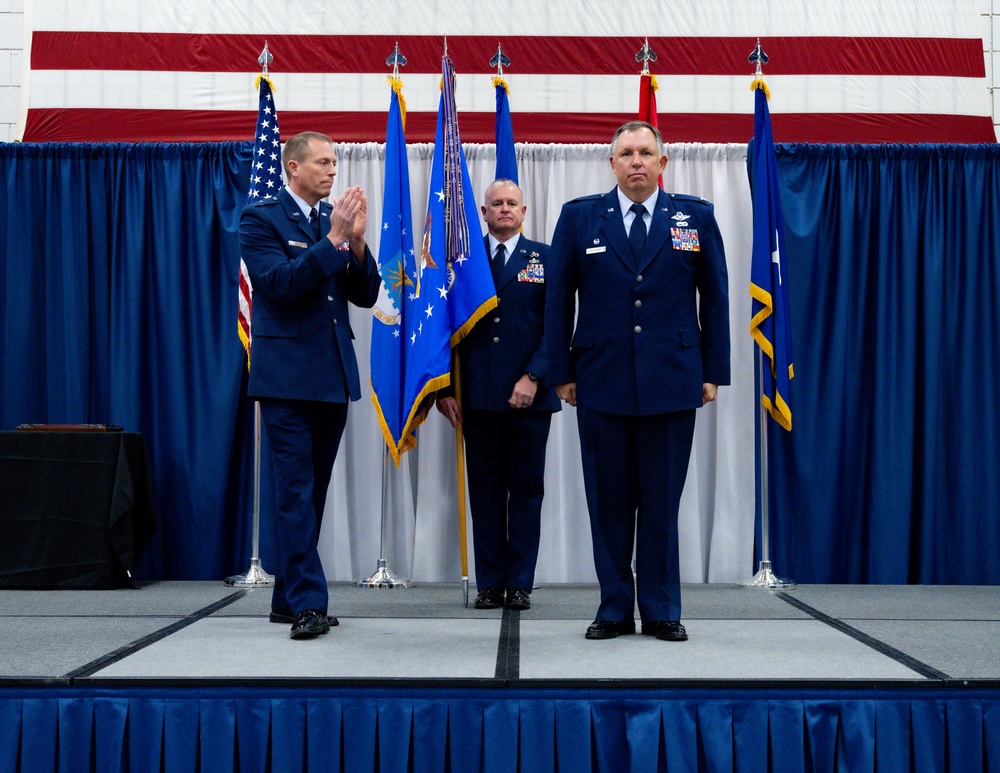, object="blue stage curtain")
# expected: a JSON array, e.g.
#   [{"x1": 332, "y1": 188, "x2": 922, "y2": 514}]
[
  {"x1": 3, "y1": 142, "x2": 999, "y2": 583},
  {"x1": 0, "y1": 687, "x2": 999, "y2": 772},
  {"x1": 769, "y1": 143, "x2": 1000, "y2": 583},
  {"x1": 0, "y1": 142, "x2": 264, "y2": 580},
  {"x1": 413, "y1": 698, "x2": 448, "y2": 773}
]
